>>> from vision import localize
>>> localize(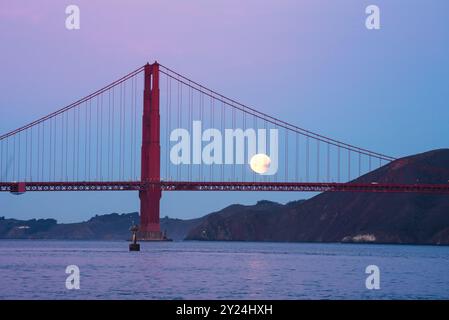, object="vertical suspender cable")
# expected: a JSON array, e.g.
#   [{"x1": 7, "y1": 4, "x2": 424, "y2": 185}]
[
  {"x1": 347, "y1": 149, "x2": 351, "y2": 181},
  {"x1": 178, "y1": 82, "x2": 183, "y2": 181},
  {"x1": 285, "y1": 130, "x2": 288, "y2": 182},
  {"x1": 327, "y1": 143, "x2": 330, "y2": 182},
  {"x1": 25, "y1": 130, "x2": 28, "y2": 181},
  {"x1": 165, "y1": 75, "x2": 169, "y2": 180},
  {"x1": 72, "y1": 108, "x2": 78, "y2": 180},
  {"x1": 109, "y1": 87, "x2": 115, "y2": 181},
  {"x1": 316, "y1": 139, "x2": 320, "y2": 182},
  {"x1": 53, "y1": 117, "x2": 56, "y2": 180},
  {"x1": 29, "y1": 128, "x2": 32, "y2": 181},
  {"x1": 338, "y1": 146, "x2": 341, "y2": 182},
  {"x1": 168, "y1": 77, "x2": 171, "y2": 180},
  {"x1": 108, "y1": 90, "x2": 111, "y2": 180},
  {"x1": 119, "y1": 83, "x2": 122, "y2": 180},
  {"x1": 177, "y1": 79, "x2": 181, "y2": 181},
  {"x1": 122, "y1": 81, "x2": 126, "y2": 181},
  {"x1": 211, "y1": 96, "x2": 214, "y2": 181},
  {"x1": 60, "y1": 113, "x2": 63, "y2": 180},
  {"x1": 84, "y1": 102, "x2": 88, "y2": 180},
  {"x1": 358, "y1": 152, "x2": 361, "y2": 177},
  {"x1": 96, "y1": 96, "x2": 100, "y2": 180},
  {"x1": 41, "y1": 122, "x2": 44, "y2": 181},
  {"x1": 306, "y1": 136, "x2": 309, "y2": 181},
  {"x1": 133, "y1": 75, "x2": 138, "y2": 180},
  {"x1": 18, "y1": 132, "x2": 21, "y2": 181}
]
